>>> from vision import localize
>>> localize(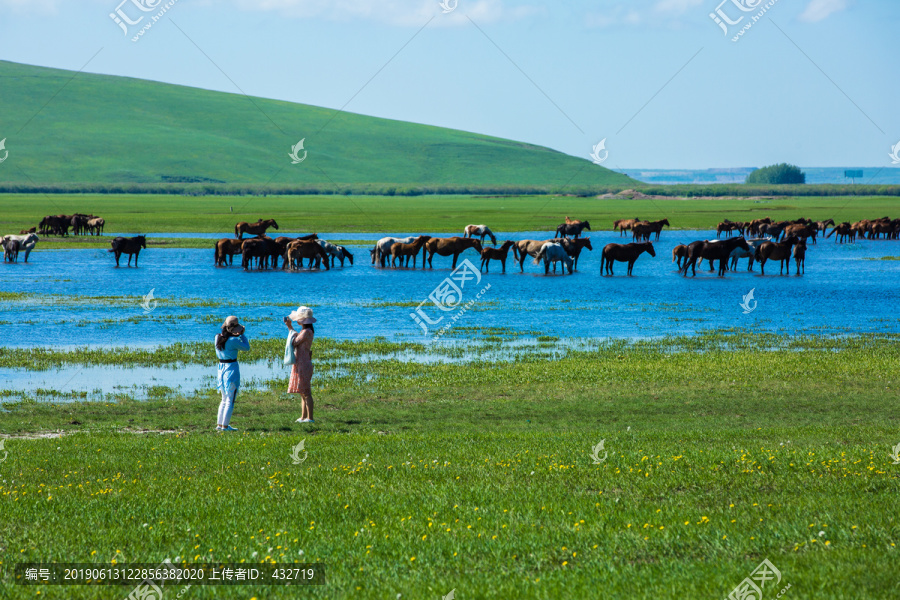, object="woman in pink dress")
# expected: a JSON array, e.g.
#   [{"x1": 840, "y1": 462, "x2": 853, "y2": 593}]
[{"x1": 284, "y1": 306, "x2": 316, "y2": 423}]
